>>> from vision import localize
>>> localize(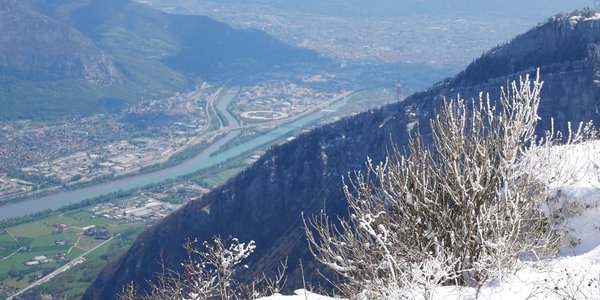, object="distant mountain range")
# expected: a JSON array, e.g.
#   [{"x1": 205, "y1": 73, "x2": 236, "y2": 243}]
[
  {"x1": 83, "y1": 10, "x2": 600, "y2": 299},
  {"x1": 0, "y1": 0, "x2": 321, "y2": 121},
  {"x1": 0, "y1": 0, "x2": 118, "y2": 83}
]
